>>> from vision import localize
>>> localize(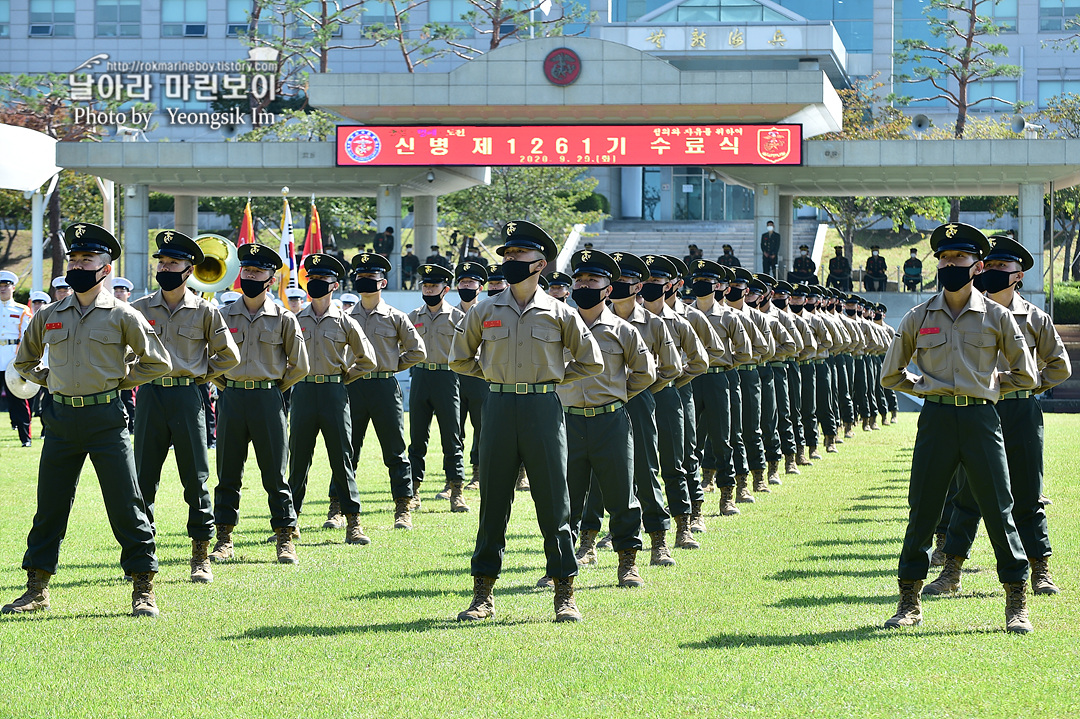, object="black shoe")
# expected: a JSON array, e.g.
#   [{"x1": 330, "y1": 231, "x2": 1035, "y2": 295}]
[{"x1": 22, "y1": 441, "x2": 31, "y2": 448}]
